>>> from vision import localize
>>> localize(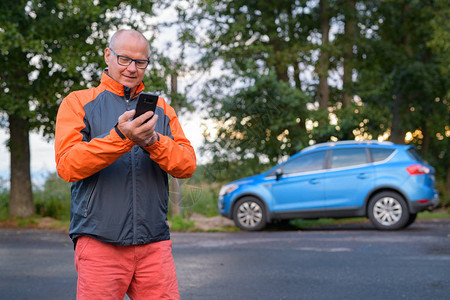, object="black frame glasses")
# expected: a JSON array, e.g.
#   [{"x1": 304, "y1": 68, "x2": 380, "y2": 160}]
[{"x1": 109, "y1": 48, "x2": 149, "y2": 69}]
